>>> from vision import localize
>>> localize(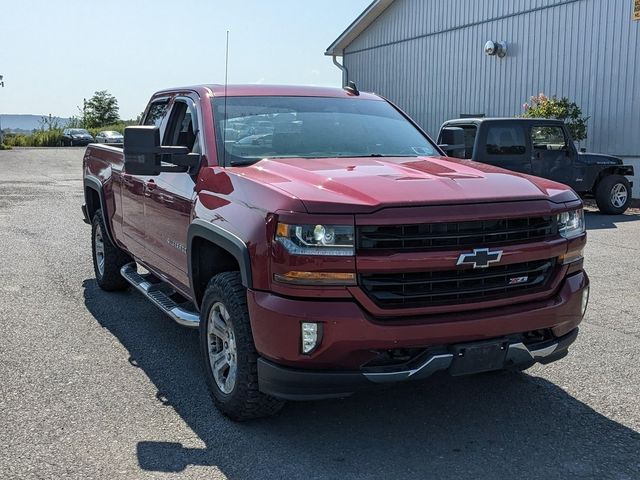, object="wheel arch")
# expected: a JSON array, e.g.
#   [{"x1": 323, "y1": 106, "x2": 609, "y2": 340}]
[
  {"x1": 591, "y1": 166, "x2": 632, "y2": 193},
  {"x1": 84, "y1": 176, "x2": 116, "y2": 245},
  {"x1": 188, "y1": 219, "x2": 253, "y2": 309}
]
